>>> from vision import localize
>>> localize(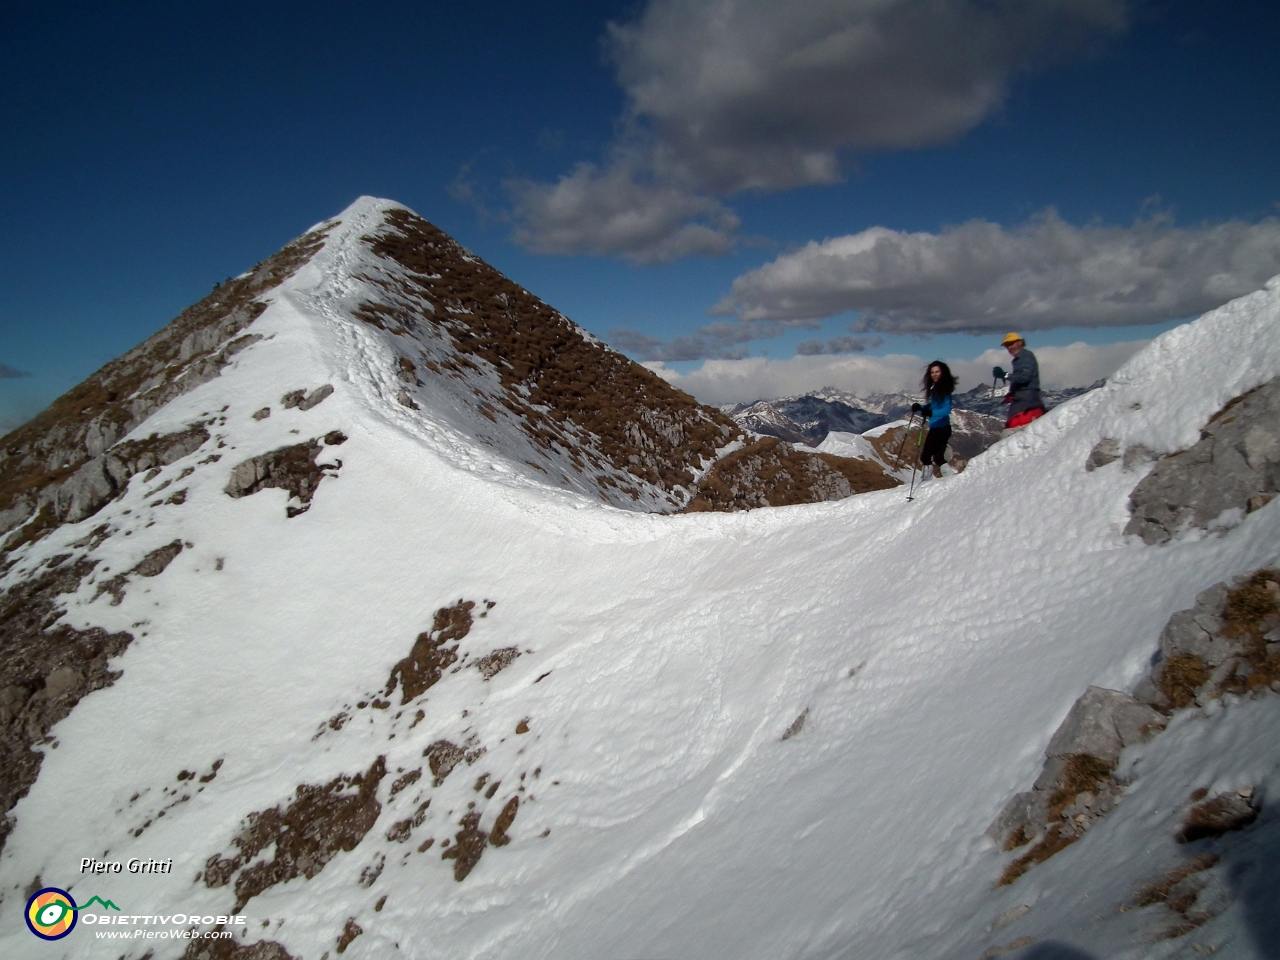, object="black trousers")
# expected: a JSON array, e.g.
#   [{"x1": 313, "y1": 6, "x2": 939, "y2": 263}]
[{"x1": 920, "y1": 425, "x2": 951, "y2": 467}]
